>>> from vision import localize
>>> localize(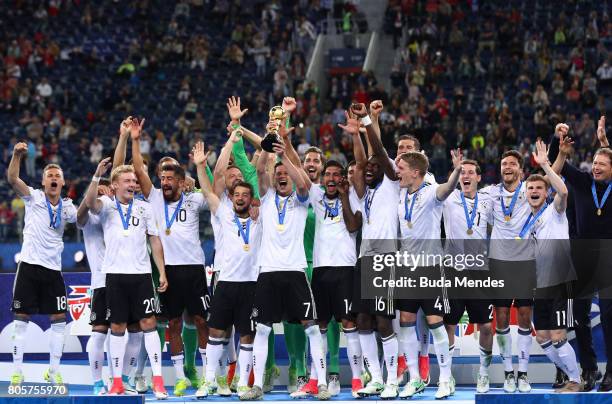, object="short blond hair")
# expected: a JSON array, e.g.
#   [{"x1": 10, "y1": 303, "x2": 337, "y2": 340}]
[
  {"x1": 526, "y1": 173, "x2": 549, "y2": 188},
  {"x1": 111, "y1": 165, "x2": 135, "y2": 183},
  {"x1": 43, "y1": 164, "x2": 63, "y2": 177},
  {"x1": 399, "y1": 151, "x2": 429, "y2": 177}
]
